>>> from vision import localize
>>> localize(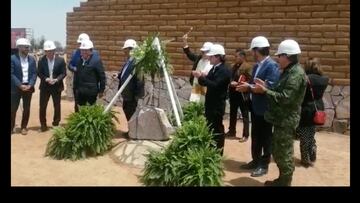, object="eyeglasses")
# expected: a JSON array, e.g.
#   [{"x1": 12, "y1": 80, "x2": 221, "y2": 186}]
[
  {"x1": 277, "y1": 54, "x2": 287, "y2": 58},
  {"x1": 19, "y1": 46, "x2": 30, "y2": 49}
]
